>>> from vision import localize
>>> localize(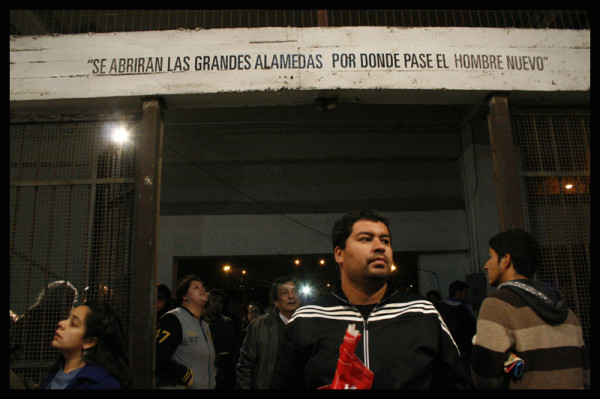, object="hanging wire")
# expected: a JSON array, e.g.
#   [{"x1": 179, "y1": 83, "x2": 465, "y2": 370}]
[{"x1": 162, "y1": 141, "x2": 331, "y2": 239}]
